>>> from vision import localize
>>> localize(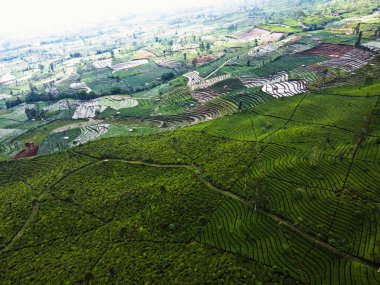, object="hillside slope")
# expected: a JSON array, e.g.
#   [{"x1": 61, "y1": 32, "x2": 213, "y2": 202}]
[{"x1": 1, "y1": 80, "x2": 380, "y2": 284}]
